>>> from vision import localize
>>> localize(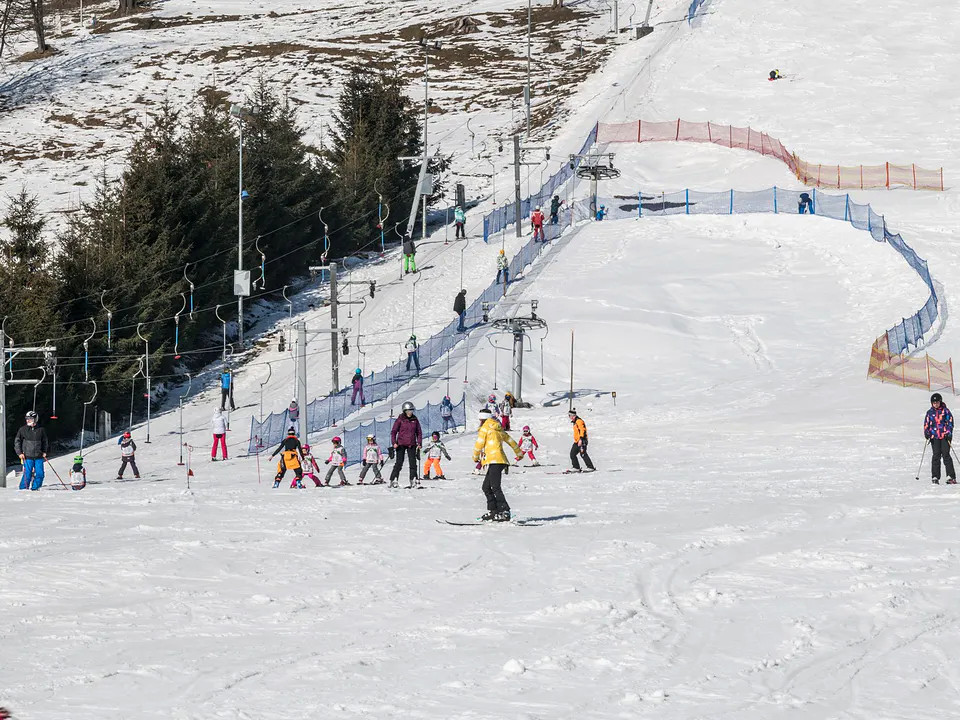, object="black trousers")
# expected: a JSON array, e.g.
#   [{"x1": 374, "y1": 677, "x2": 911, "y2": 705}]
[
  {"x1": 118, "y1": 457, "x2": 140, "y2": 478},
  {"x1": 570, "y1": 440, "x2": 595, "y2": 470},
  {"x1": 389, "y1": 445, "x2": 418, "y2": 482},
  {"x1": 931, "y1": 437, "x2": 955, "y2": 479},
  {"x1": 455, "y1": 221, "x2": 465, "y2": 239},
  {"x1": 482, "y1": 463, "x2": 510, "y2": 513},
  {"x1": 220, "y1": 387, "x2": 235, "y2": 410}
]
